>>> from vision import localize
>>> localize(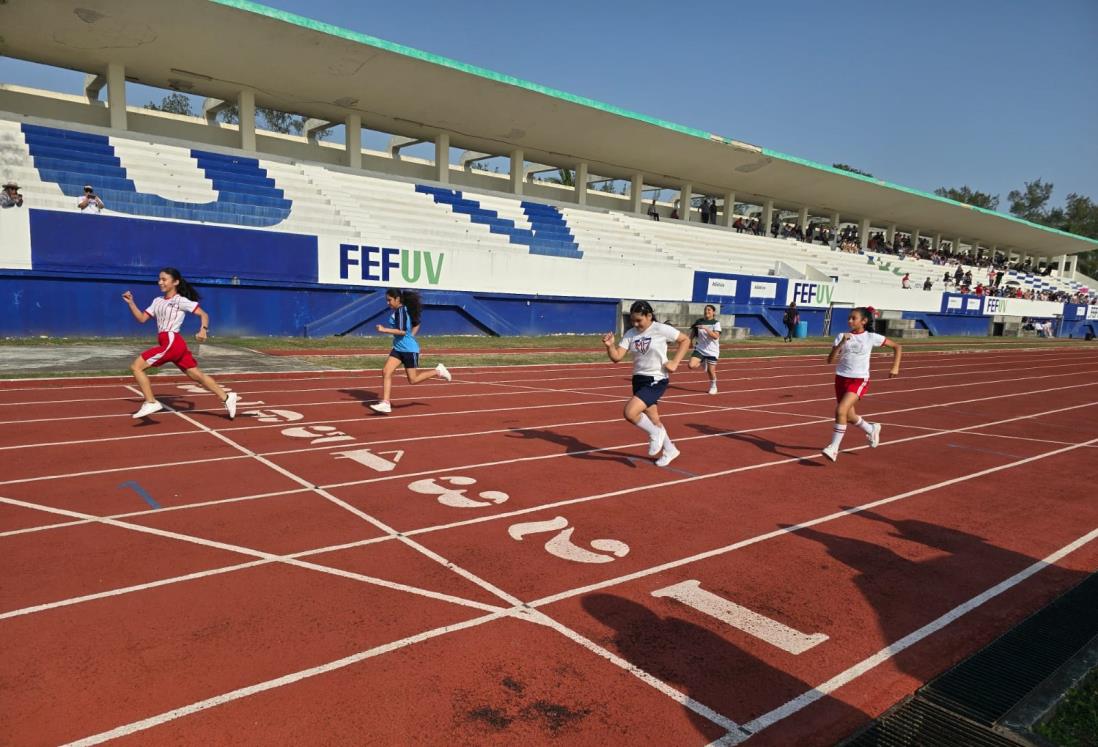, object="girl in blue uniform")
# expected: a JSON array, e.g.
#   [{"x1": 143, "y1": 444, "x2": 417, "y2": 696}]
[{"x1": 370, "y1": 289, "x2": 451, "y2": 413}]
